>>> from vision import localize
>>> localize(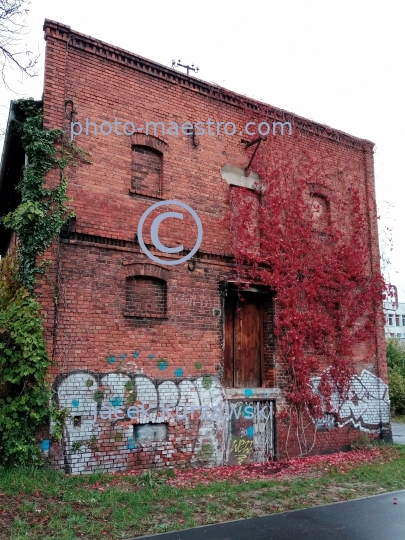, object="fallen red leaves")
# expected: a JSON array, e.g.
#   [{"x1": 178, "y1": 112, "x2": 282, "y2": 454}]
[{"x1": 103, "y1": 447, "x2": 396, "y2": 490}]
